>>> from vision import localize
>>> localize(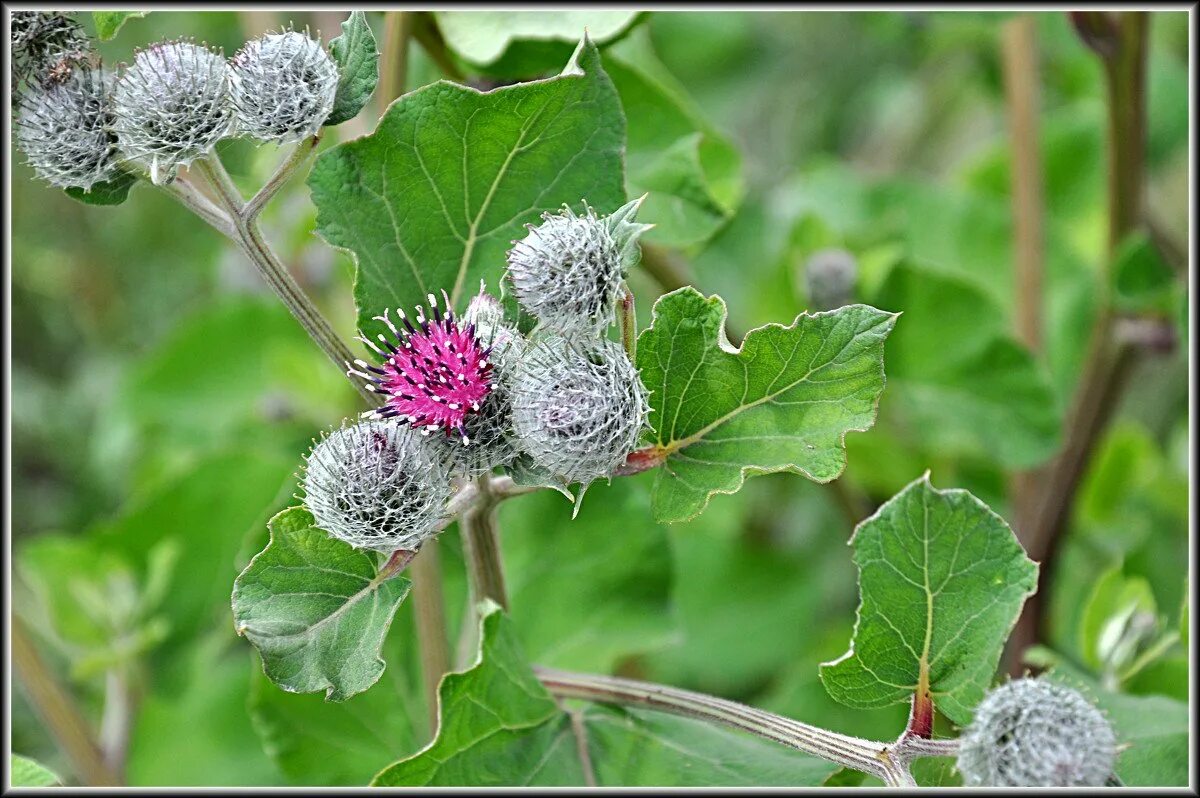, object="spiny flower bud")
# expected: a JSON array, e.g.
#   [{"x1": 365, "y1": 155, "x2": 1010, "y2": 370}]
[
  {"x1": 15, "y1": 64, "x2": 121, "y2": 191},
  {"x1": 348, "y1": 290, "x2": 495, "y2": 447},
  {"x1": 11, "y1": 11, "x2": 91, "y2": 90},
  {"x1": 111, "y1": 40, "x2": 234, "y2": 185},
  {"x1": 301, "y1": 420, "x2": 452, "y2": 552},
  {"x1": 510, "y1": 336, "x2": 648, "y2": 487},
  {"x1": 229, "y1": 28, "x2": 339, "y2": 144},
  {"x1": 507, "y1": 196, "x2": 653, "y2": 338},
  {"x1": 803, "y1": 248, "x2": 858, "y2": 311},
  {"x1": 957, "y1": 677, "x2": 1117, "y2": 787}
]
